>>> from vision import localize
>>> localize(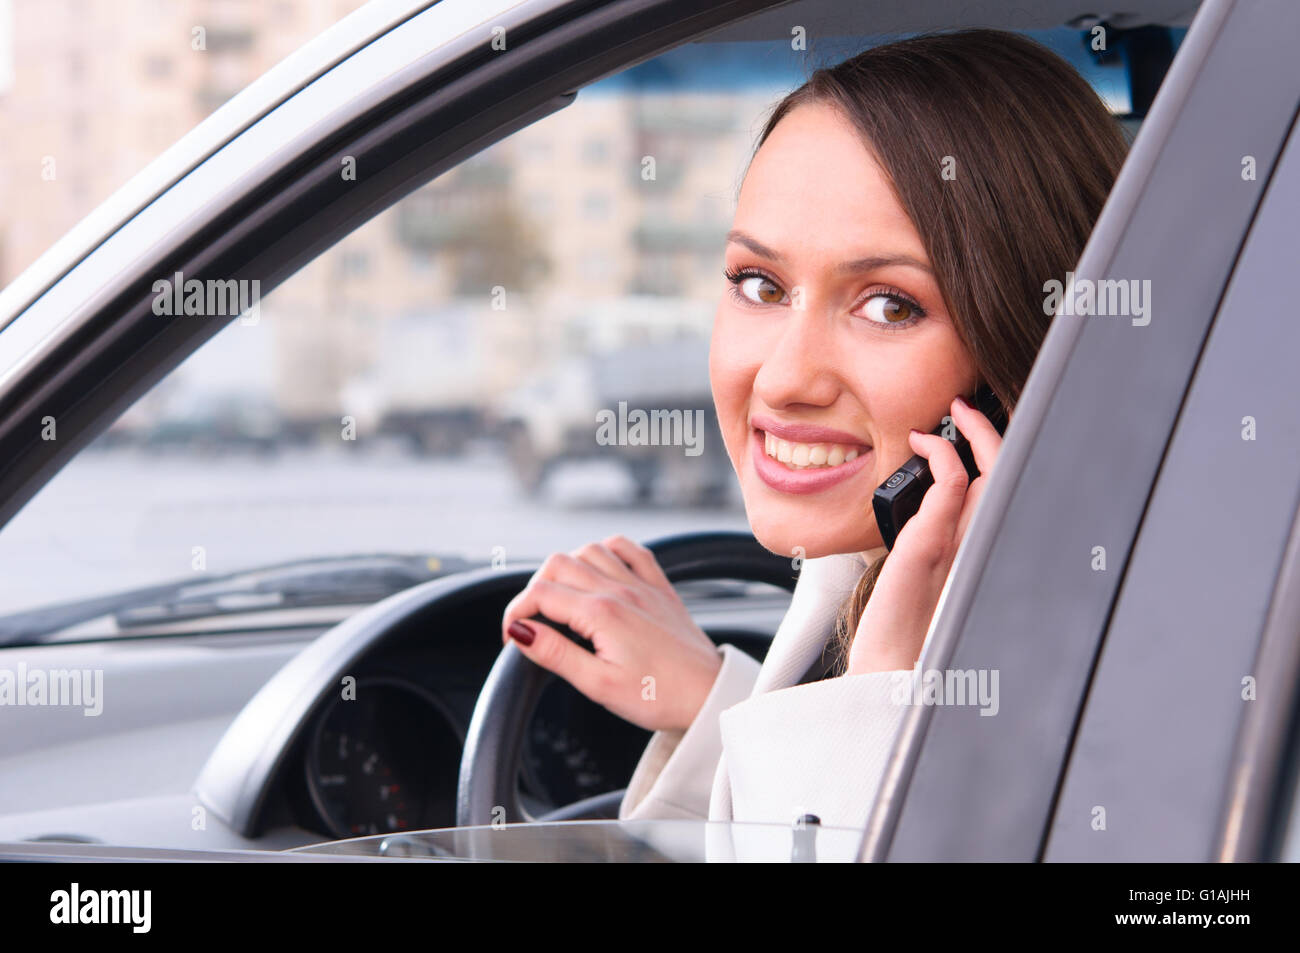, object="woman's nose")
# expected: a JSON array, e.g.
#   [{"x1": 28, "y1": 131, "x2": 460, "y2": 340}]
[{"x1": 751, "y1": 304, "x2": 841, "y2": 408}]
